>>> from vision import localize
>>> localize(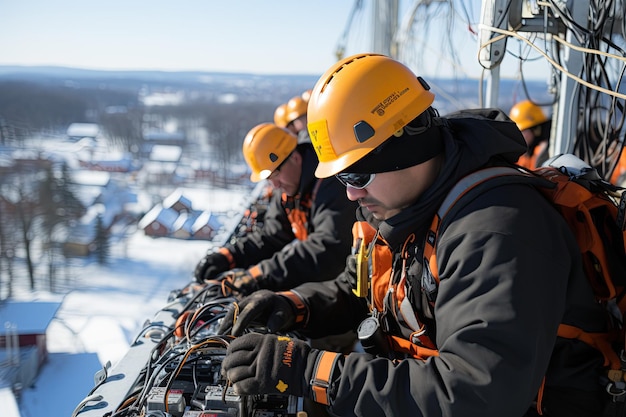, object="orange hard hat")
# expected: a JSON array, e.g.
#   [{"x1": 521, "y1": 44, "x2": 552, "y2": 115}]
[
  {"x1": 307, "y1": 53, "x2": 435, "y2": 178},
  {"x1": 509, "y1": 100, "x2": 548, "y2": 131},
  {"x1": 285, "y1": 96, "x2": 308, "y2": 125},
  {"x1": 273, "y1": 103, "x2": 289, "y2": 128},
  {"x1": 301, "y1": 89, "x2": 313, "y2": 102},
  {"x1": 242, "y1": 123, "x2": 297, "y2": 182}
]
